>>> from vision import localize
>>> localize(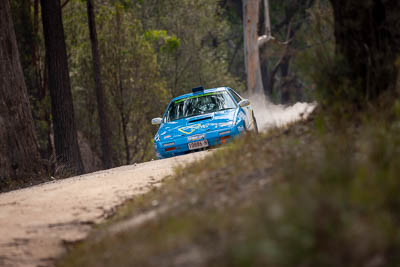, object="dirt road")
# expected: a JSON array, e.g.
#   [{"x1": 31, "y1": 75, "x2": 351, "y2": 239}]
[{"x1": 0, "y1": 151, "x2": 210, "y2": 267}]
